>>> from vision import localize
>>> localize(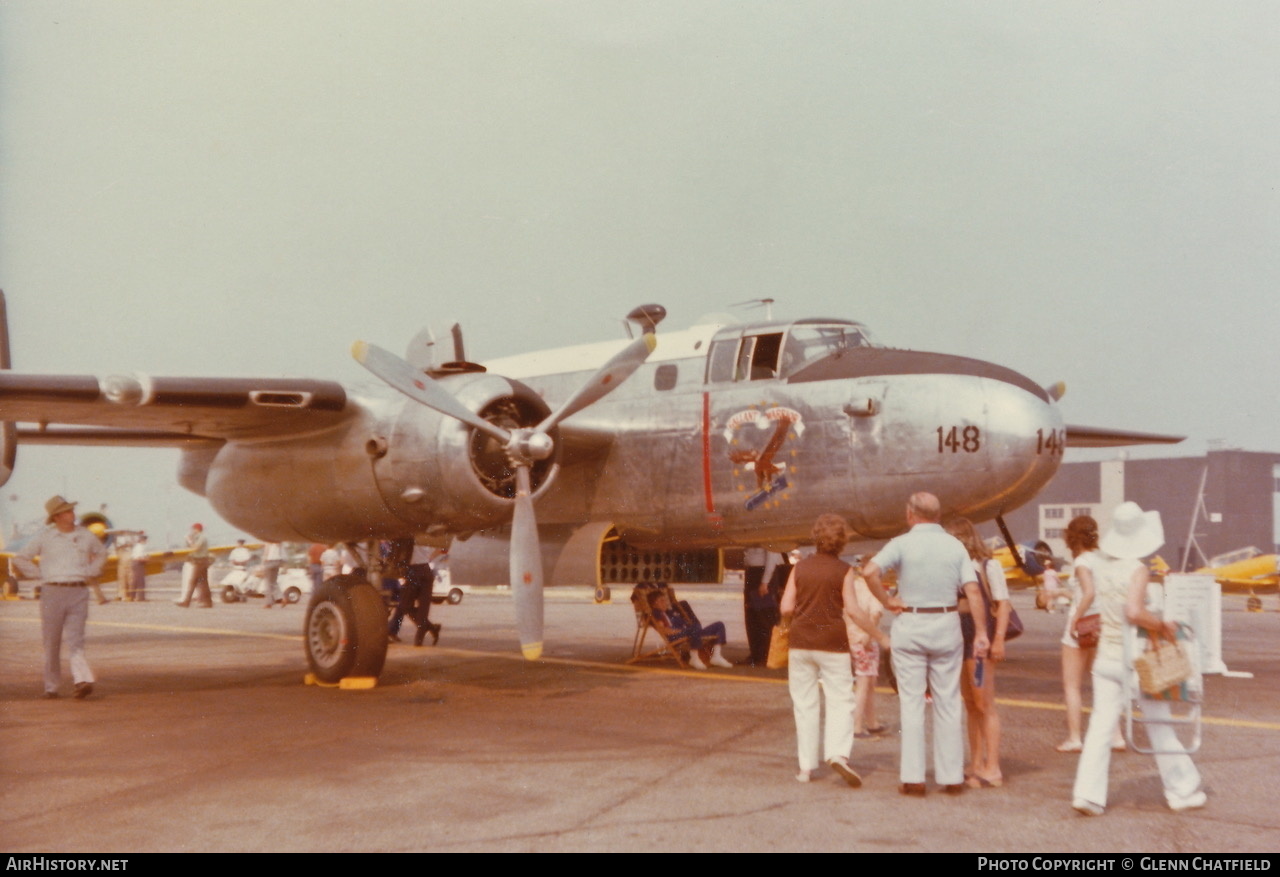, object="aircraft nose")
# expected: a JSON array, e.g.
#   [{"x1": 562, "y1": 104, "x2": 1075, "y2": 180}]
[{"x1": 978, "y1": 368, "x2": 1065, "y2": 507}]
